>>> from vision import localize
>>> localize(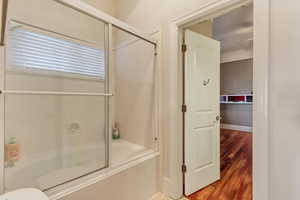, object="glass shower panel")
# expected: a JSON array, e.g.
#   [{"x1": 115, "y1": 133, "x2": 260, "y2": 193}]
[
  {"x1": 5, "y1": 0, "x2": 107, "y2": 93},
  {"x1": 111, "y1": 26, "x2": 157, "y2": 165},
  {"x1": 4, "y1": 0, "x2": 109, "y2": 192},
  {"x1": 4, "y1": 95, "x2": 107, "y2": 191}
]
